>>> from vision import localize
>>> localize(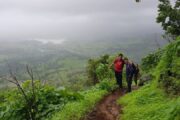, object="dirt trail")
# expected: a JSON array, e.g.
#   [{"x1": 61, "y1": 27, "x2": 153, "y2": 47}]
[{"x1": 84, "y1": 87, "x2": 138, "y2": 120}]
